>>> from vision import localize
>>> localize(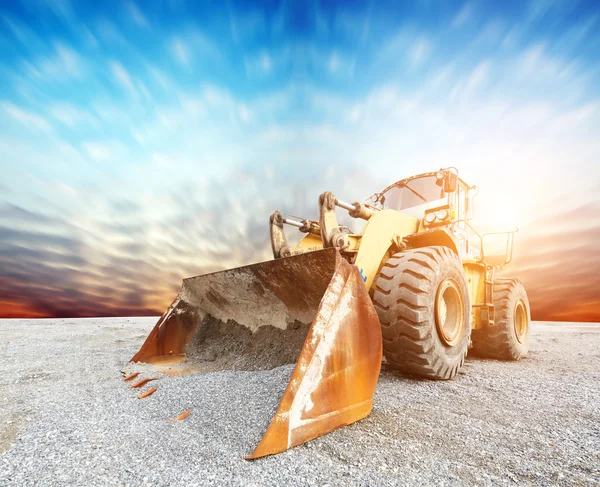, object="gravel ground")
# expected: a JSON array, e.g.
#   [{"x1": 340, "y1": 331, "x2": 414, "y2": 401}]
[{"x1": 0, "y1": 318, "x2": 599, "y2": 486}]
